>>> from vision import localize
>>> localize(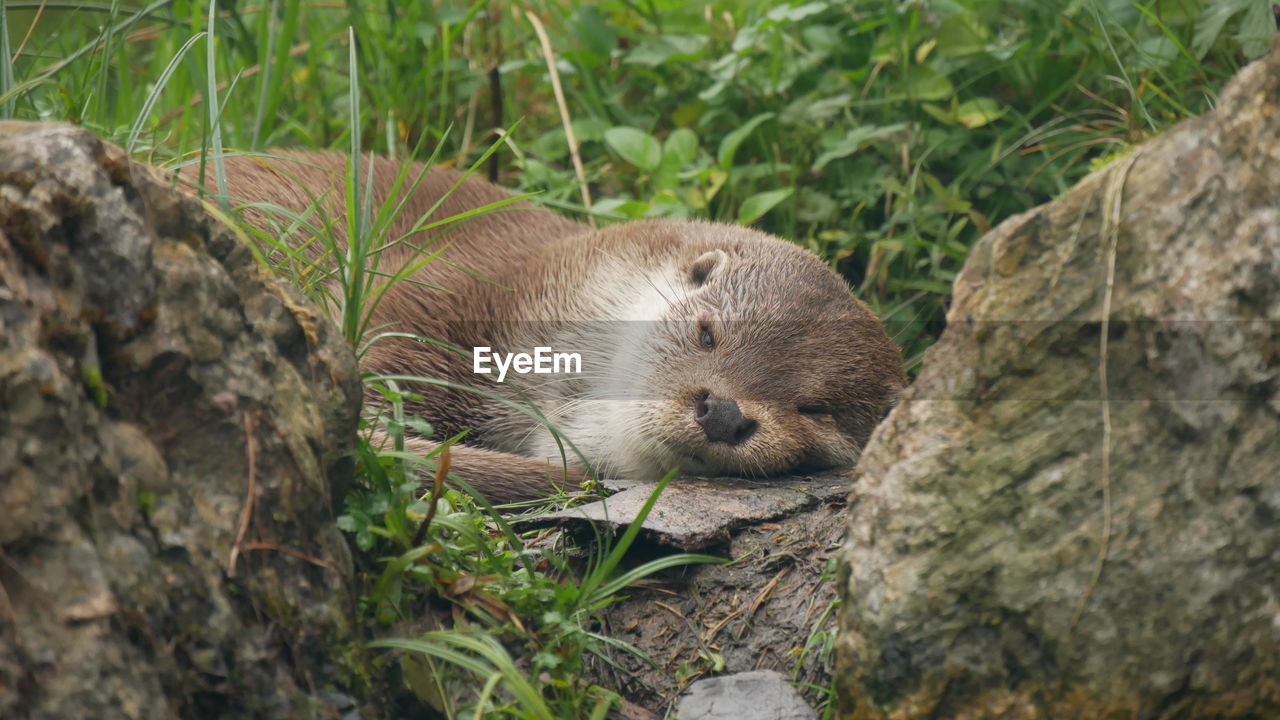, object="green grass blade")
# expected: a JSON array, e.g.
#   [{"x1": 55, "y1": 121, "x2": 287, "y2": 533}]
[
  {"x1": 0, "y1": 1, "x2": 14, "y2": 118},
  {"x1": 249, "y1": 0, "x2": 279, "y2": 149},
  {"x1": 204, "y1": 0, "x2": 229, "y2": 208},
  {"x1": 588, "y1": 553, "x2": 726, "y2": 609},
  {"x1": 126, "y1": 32, "x2": 206, "y2": 153},
  {"x1": 574, "y1": 469, "x2": 677, "y2": 608},
  {"x1": 371, "y1": 634, "x2": 555, "y2": 720}
]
